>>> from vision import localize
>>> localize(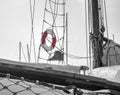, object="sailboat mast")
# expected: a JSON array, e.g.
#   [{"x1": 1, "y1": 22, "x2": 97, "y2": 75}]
[
  {"x1": 91, "y1": 0, "x2": 103, "y2": 68},
  {"x1": 66, "y1": 13, "x2": 68, "y2": 65}
]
